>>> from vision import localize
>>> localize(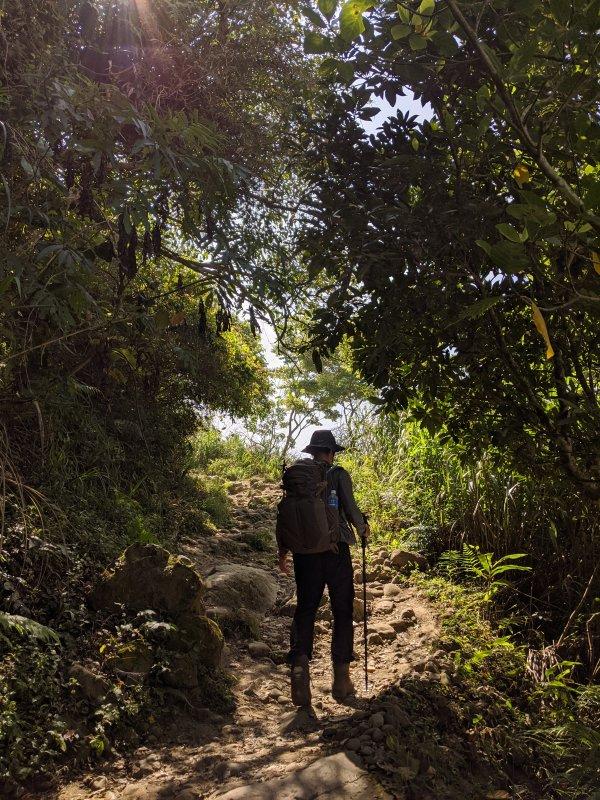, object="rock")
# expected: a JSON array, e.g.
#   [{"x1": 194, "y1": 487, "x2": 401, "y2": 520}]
[
  {"x1": 90, "y1": 776, "x2": 108, "y2": 791},
  {"x1": 389, "y1": 550, "x2": 427, "y2": 573},
  {"x1": 68, "y1": 663, "x2": 110, "y2": 703},
  {"x1": 439, "y1": 671, "x2": 450, "y2": 686},
  {"x1": 345, "y1": 737, "x2": 361, "y2": 752},
  {"x1": 486, "y1": 792, "x2": 511, "y2": 800},
  {"x1": 390, "y1": 619, "x2": 412, "y2": 633},
  {"x1": 207, "y1": 605, "x2": 260, "y2": 637},
  {"x1": 369, "y1": 712, "x2": 385, "y2": 727},
  {"x1": 278, "y1": 596, "x2": 297, "y2": 617},
  {"x1": 163, "y1": 653, "x2": 198, "y2": 689},
  {"x1": 214, "y1": 753, "x2": 392, "y2": 799},
  {"x1": 177, "y1": 613, "x2": 223, "y2": 667},
  {"x1": 107, "y1": 640, "x2": 153, "y2": 676},
  {"x1": 354, "y1": 569, "x2": 376, "y2": 584},
  {"x1": 365, "y1": 587, "x2": 383, "y2": 599},
  {"x1": 412, "y1": 660, "x2": 427, "y2": 673},
  {"x1": 353, "y1": 598, "x2": 365, "y2": 622},
  {"x1": 205, "y1": 563, "x2": 278, "y2": 616},
  {"x1": 400, "y1": 608, "x2": 417, "y2": 620},
  {"x1": 360, "y1": 744, "x2": 374, "y2": 756},
  {"x1": 90, "y1": 543, "x2": 204, "y2": 615},
  {"x1": 374, "y1": 599, "x2": 395, "y2": 615},
  {"x1": 370, "y1": 622, "x2": 396, "y2": 641},
  {"x1": 367, "y1": 632, "x2": 383, "y2": 646},
  {"x1": 382, "y1": 583, "x2": 402, "y2": 598},
  {"x1": 371, "y1": 728, "x2": 384, "y2": 742},
  {"x1": 248, "y1": 641, "x2": 272, "y2": 659}
]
